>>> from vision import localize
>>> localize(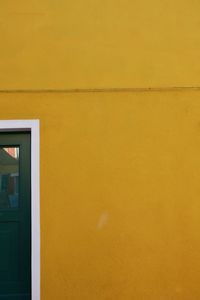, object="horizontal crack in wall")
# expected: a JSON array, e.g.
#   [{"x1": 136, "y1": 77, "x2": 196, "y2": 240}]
[{"x1": 1, "y1": 87, "x2": 200, "y2": 93}]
